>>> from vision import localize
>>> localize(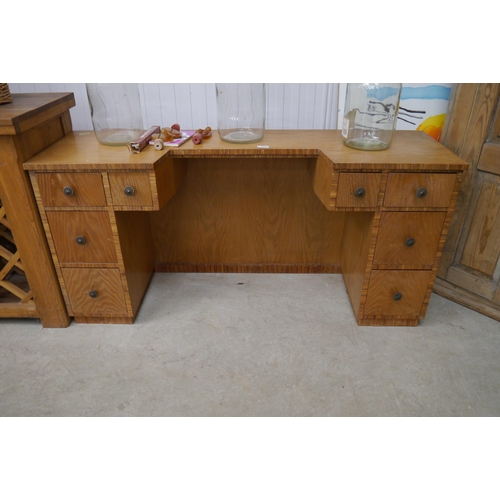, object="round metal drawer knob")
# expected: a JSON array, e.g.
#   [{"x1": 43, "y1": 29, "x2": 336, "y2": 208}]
[
  {"x1": 124, "y1": 186, "x2": 135, "y2": 196},
  {"x1": 89, "y1": 290, "x2": 98, "y2": 299},
  {"x1": 393, "y1": 292, "x2": 403, "y2": 301},
  {"x1": 405, "y1": 237, "x2": 416, "y2": 247},
  {"x1": 416, "y1": 187, "x2": 428, "y2": 198},
  {"x1": 63, "y1": 186, "x2": 75, "y2": 197},
  {"x1": 75, "y1": 236, "x2": 87, "y2": 245},
  {"x1": 354, "y1": 187, "x2": 366, "y2": 198}
]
